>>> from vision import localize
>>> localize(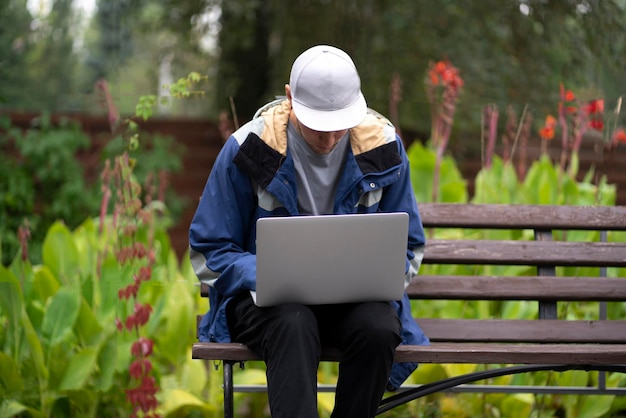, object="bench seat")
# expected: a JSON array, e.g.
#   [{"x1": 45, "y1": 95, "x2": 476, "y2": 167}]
[{"x1": 193, "y1": 341, "x2": 626, "y2": 365}]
